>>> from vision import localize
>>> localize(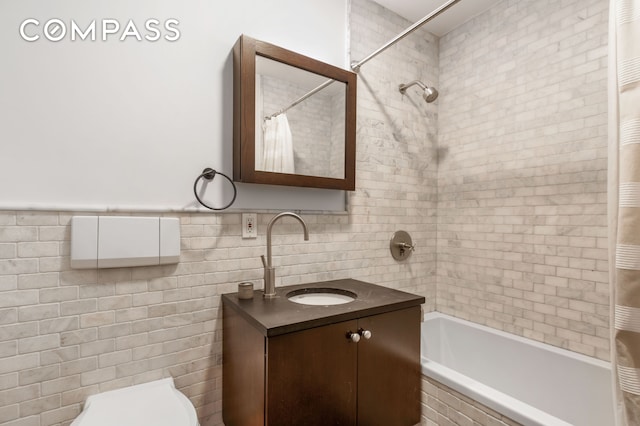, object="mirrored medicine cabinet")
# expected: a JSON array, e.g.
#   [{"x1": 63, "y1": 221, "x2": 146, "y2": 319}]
[{"x1": 232, "y1": 35, "x2": 357, "y2": 191}]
